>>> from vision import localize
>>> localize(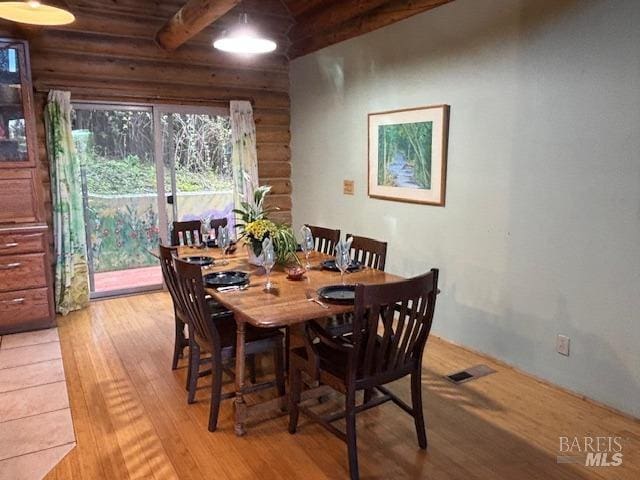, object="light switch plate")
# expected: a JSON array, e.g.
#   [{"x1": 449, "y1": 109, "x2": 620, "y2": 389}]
[
  {"x1": 343, "y1": 180, "x2": 354, "y2": 195},
  {"x1": 556, "y1": 334, "x2": 570, "y2": 356}
]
